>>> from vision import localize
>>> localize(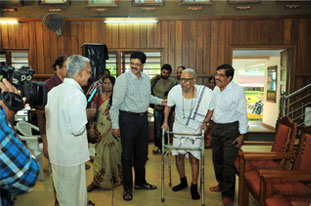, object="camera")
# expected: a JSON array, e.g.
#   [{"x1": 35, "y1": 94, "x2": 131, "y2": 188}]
[{"x1": 0, "y1": 65, "x2": 48, "y2": 109}]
